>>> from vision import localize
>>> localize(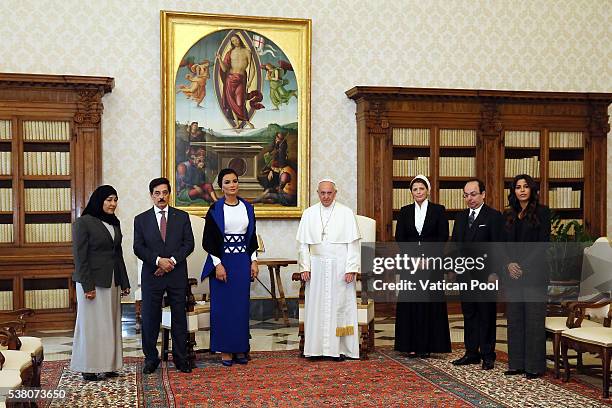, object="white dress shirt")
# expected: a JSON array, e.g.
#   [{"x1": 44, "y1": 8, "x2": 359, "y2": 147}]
[
  {"x1": 414, "y1": 199, "x2": 428, "y2": 235},
  {"x1": 153, "y1": 205, "x2": 176, "y2": 266}
]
